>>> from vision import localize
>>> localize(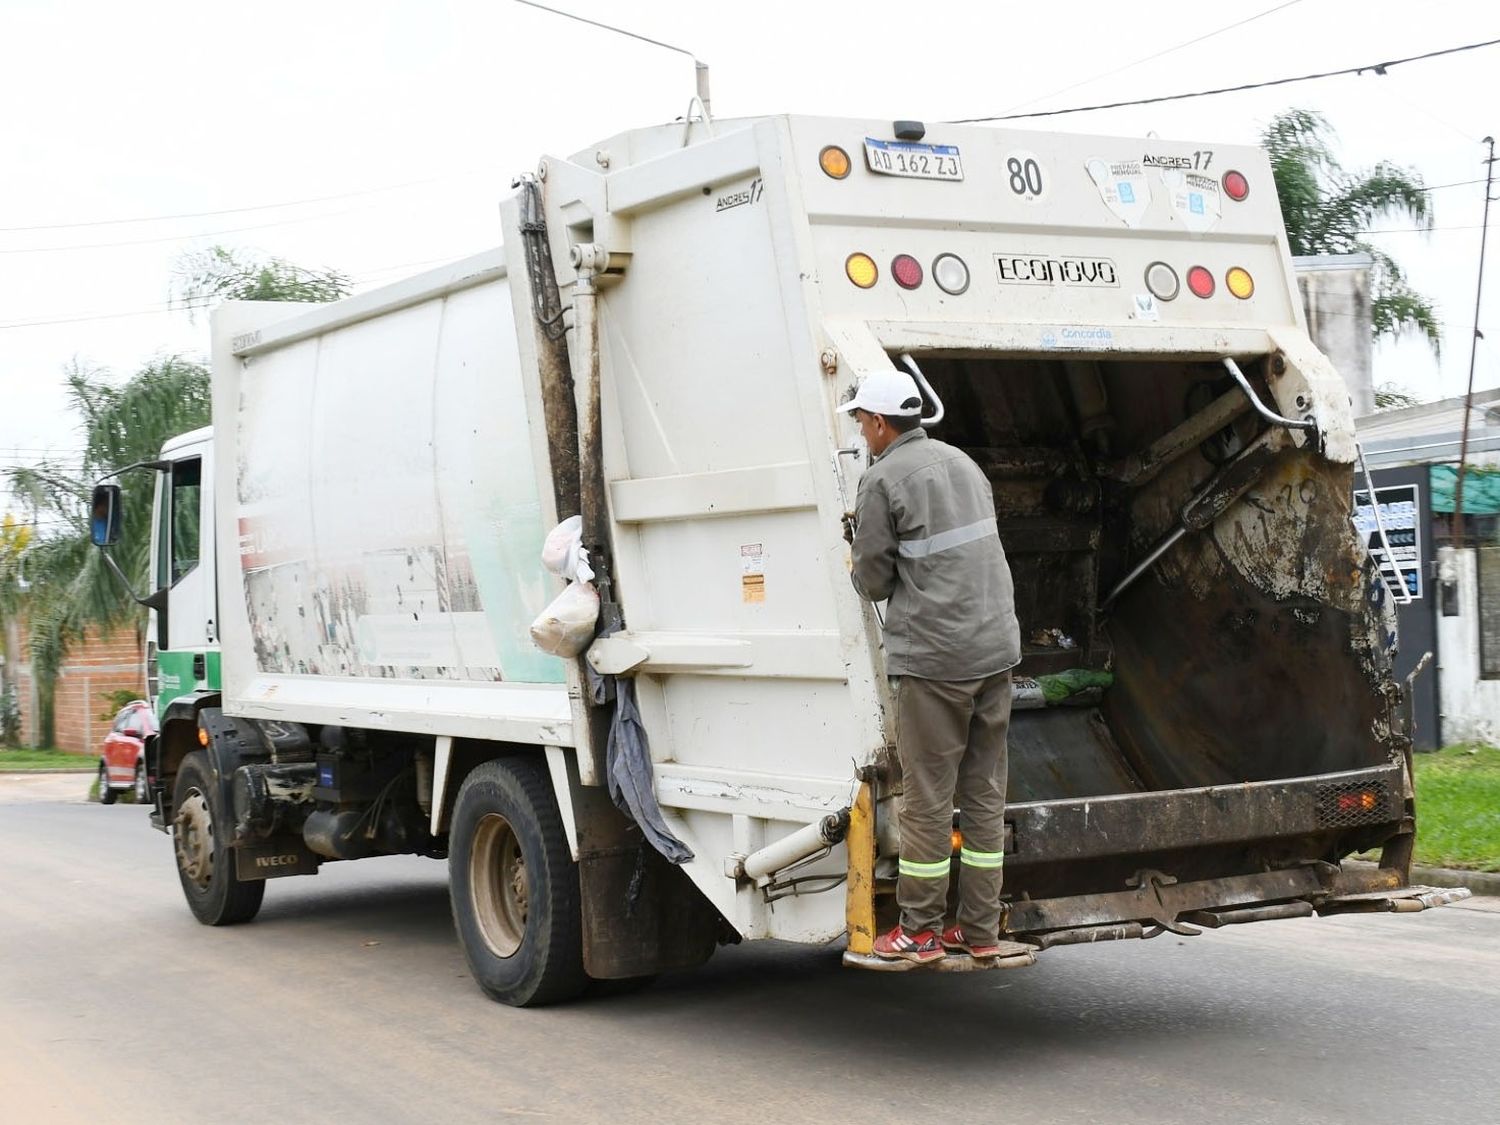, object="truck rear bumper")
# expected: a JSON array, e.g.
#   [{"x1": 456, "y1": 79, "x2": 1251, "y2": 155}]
[
  {"x1": 844, "y1": 764, "x2": 1470, "y2": 966},
  {"x1": 1002, "y1": 763, "x2": 1407, "y2": 867}
]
